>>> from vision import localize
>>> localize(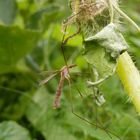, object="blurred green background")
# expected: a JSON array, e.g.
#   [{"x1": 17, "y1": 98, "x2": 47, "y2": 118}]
[{"x1": 0, "y1": 0, "x2": 140, "y2": 140}]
